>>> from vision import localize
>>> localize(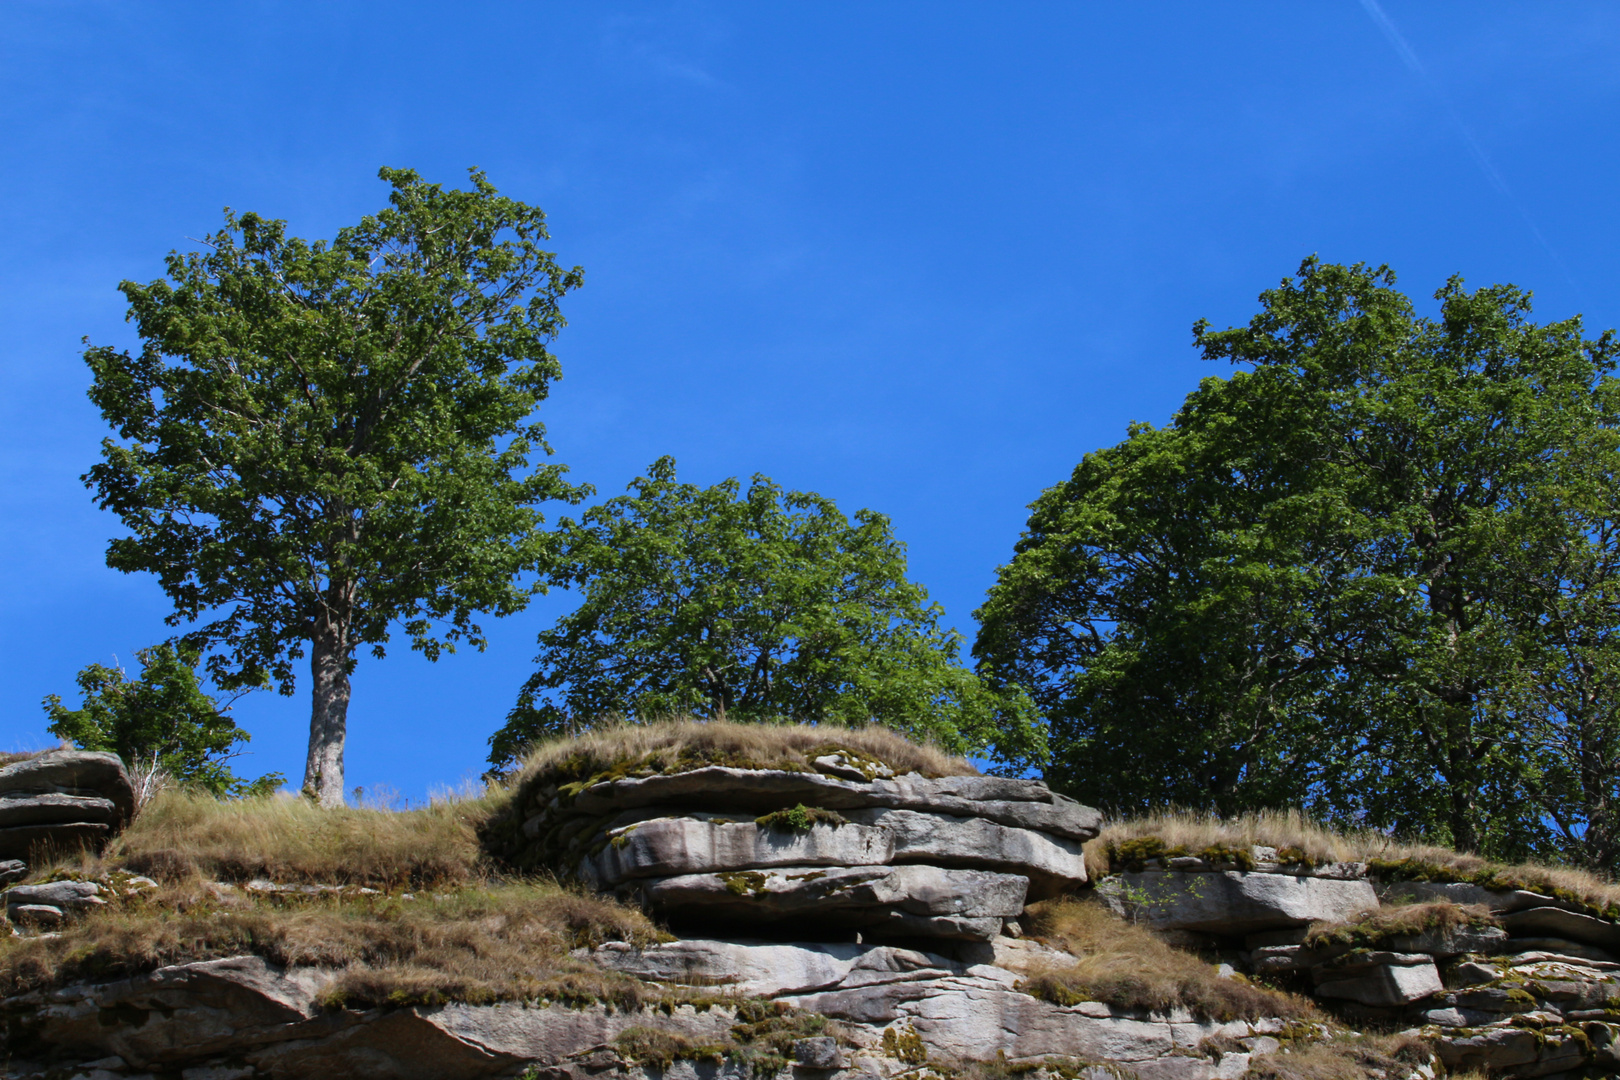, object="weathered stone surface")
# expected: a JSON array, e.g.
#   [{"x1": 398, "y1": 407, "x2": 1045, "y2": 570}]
[
  {"x1": 842, "y1": 808, "x2": 1088, "y2": 896},
  {"x1": 565, "y1": 768, "x2": 1101, "y2": 842},
  {"x1": 0, "y1": 792, "x2": 120, "y2": 829},
  {"x1": 0, "y1": 858, "x2": 25, "y2": 885},
  {"x1": 580, "y1": 817, "x2": 895, "y2": 888},
  {"x1": 792, "y1": 1036, "x2": 842, "y2": 1068},
  {"x1": 586, "y1": 938, "x2": 952, "y2": 998},
  {"x1": 1432, "y1": 1022, "x2": 1602, "y2": 1077},
  {"x1": 1377, "y1": 879, "x2": 1578, "y2": 916},
  {"x1": 1382, "y1": 922, "x2": 1509, "y2": 957},
  {"x1": 0, "y1": 750, "x2": 134, "y2": 822},
  {"x1": 1096, "y1": 870, "x2": 1377, "y2": 935},
  {"x1": 5, "y1": 878, "x2": 105, "y2": 912},
  {"x1": 638, "y1": 864, "x2": 1028, "y2": 940},
  {"x1": 1312, "y1": 957, "x2": 1443, "y2": 1006},
  {"x1": 1502, "y1": 905, "x2": 1620, "y2": 953}
]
